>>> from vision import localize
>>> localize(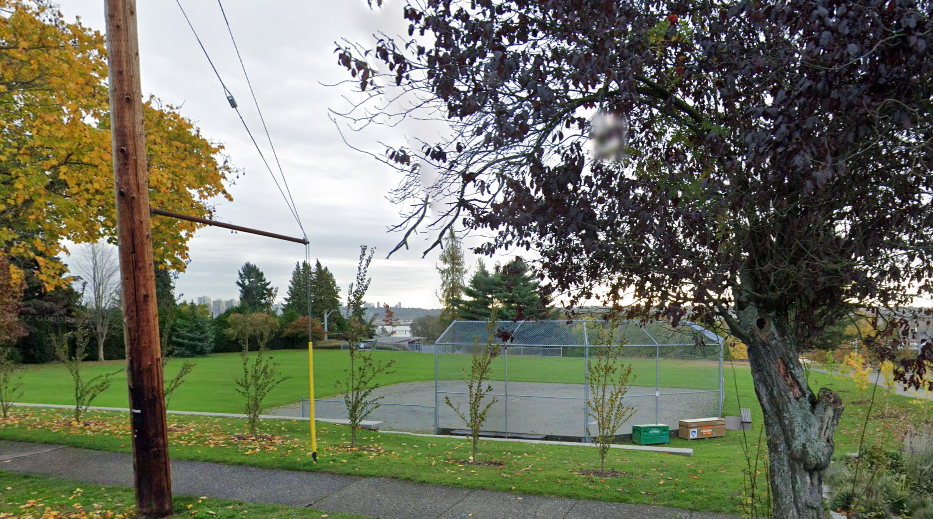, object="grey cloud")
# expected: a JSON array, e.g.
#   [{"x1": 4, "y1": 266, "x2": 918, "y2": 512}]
[{"x1": 57, "y1": 0, "x2": 486, "y2": 307}]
